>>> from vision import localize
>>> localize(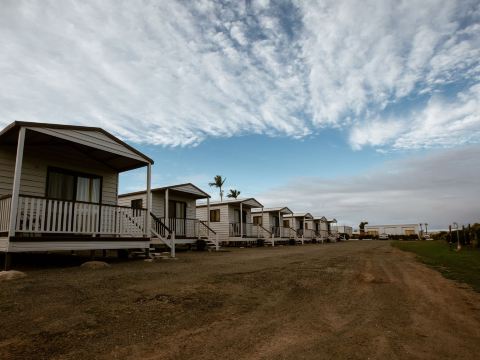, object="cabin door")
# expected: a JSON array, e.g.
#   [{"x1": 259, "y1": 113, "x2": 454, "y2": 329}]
[{"x1": 168, "y1": 200, "x2": 186, "y2": 237}]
